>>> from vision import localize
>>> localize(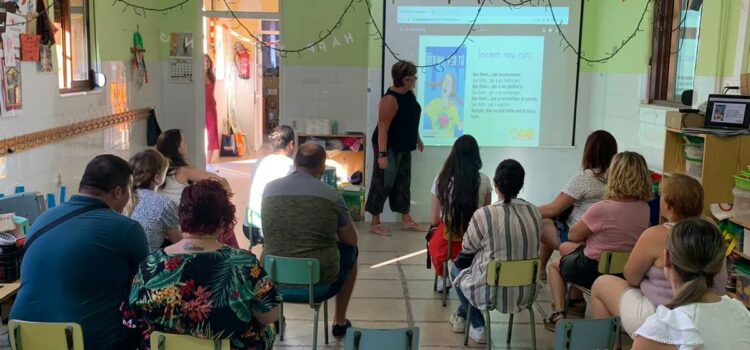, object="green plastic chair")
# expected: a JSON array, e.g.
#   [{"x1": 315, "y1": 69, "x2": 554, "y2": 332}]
[
  {"x1": 464, "y1": 259, "x2": 540, "y2": 350},
  {"x1": 9, "y1": 320, "x2": 84, "y2": 350},
  {"x1": 566, "y1": 251, "x2": 631, "y2": 310},
  {"x1": 344, "y1": 327, "x2": 420, "y2": 350},
  {"x1": 264, "y1": 255, "x2": 330, "y2": 349},
  {"x1": 553, "y1": 317, "x2": 621, "y2": 350},
  {"x1": 150, "y1": 331, "x2": 230, "y2": 350}
]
